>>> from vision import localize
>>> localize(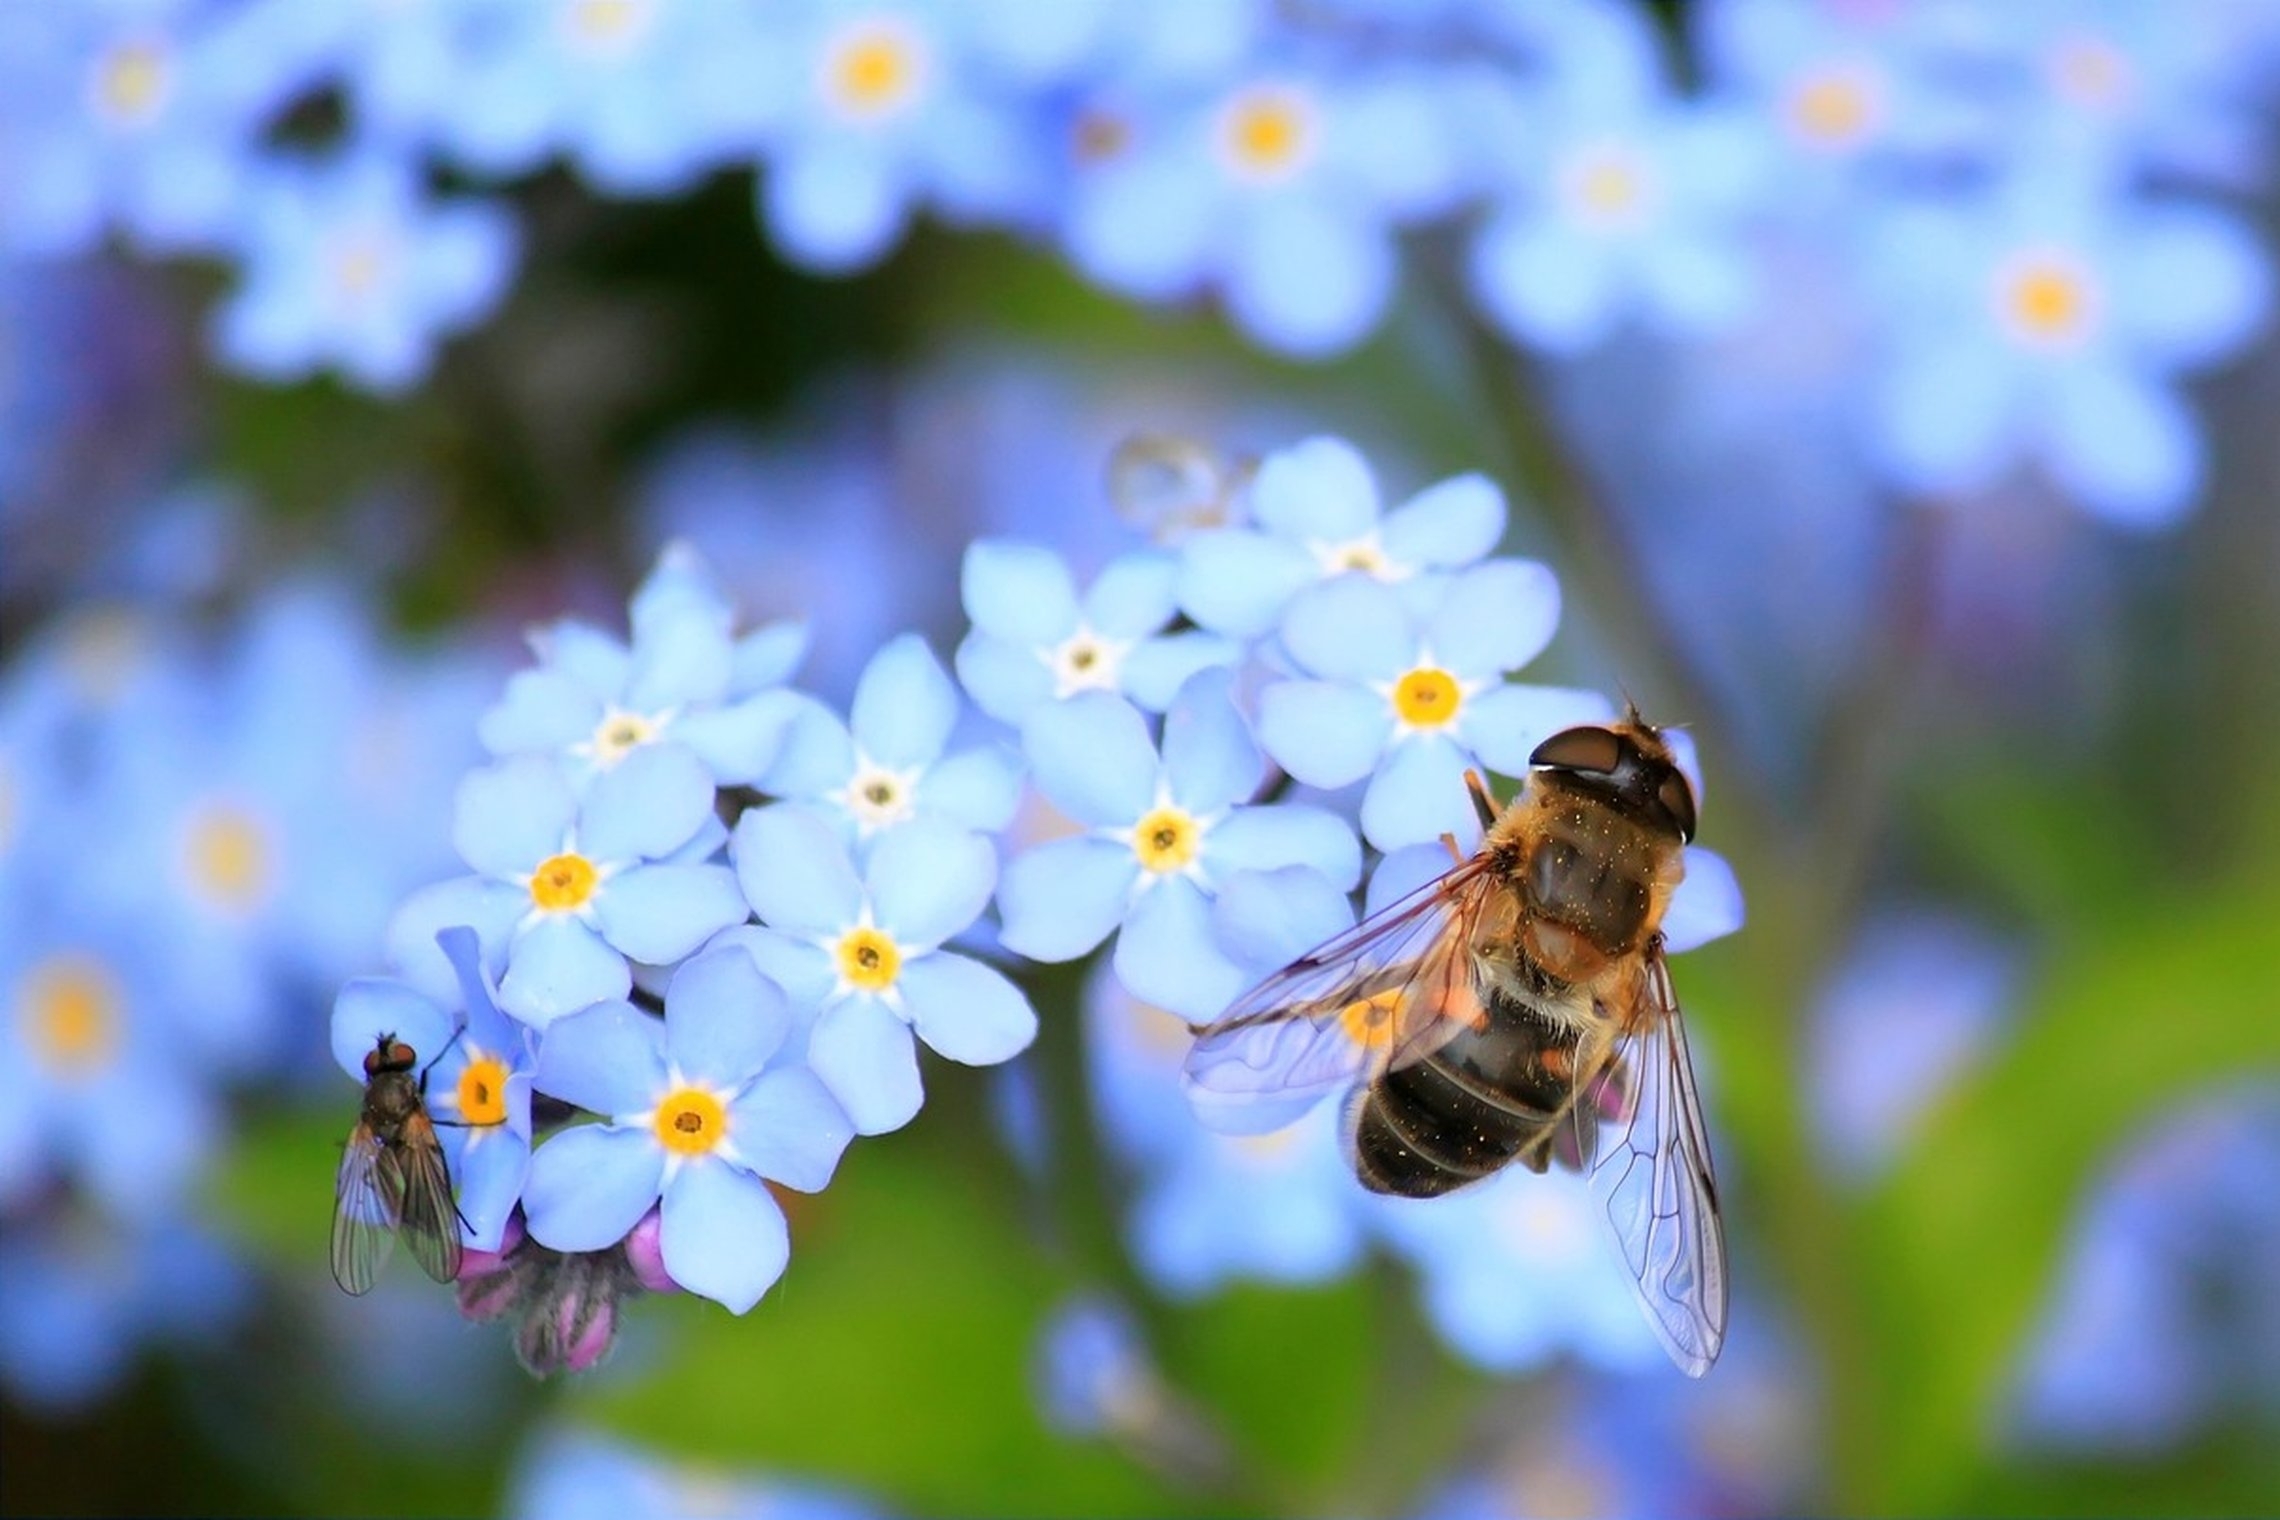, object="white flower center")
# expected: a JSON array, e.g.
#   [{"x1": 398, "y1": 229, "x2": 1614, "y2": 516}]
[
  {"x1": 1043, "y1": 624, "x2": 1132, "y2": 699},
  {"x1": 586, "y1": 707, "x2": 662, "y2": 768},
  {"x1": 1309, "y1": 533, "x2": 1404, "y2": 581},
  {"x1": 1559, "y1": 140, "x2": 1657, "y2": 234},
  {"x1": 836, "y1": 757, "x2": 921, "y2": 835}
]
